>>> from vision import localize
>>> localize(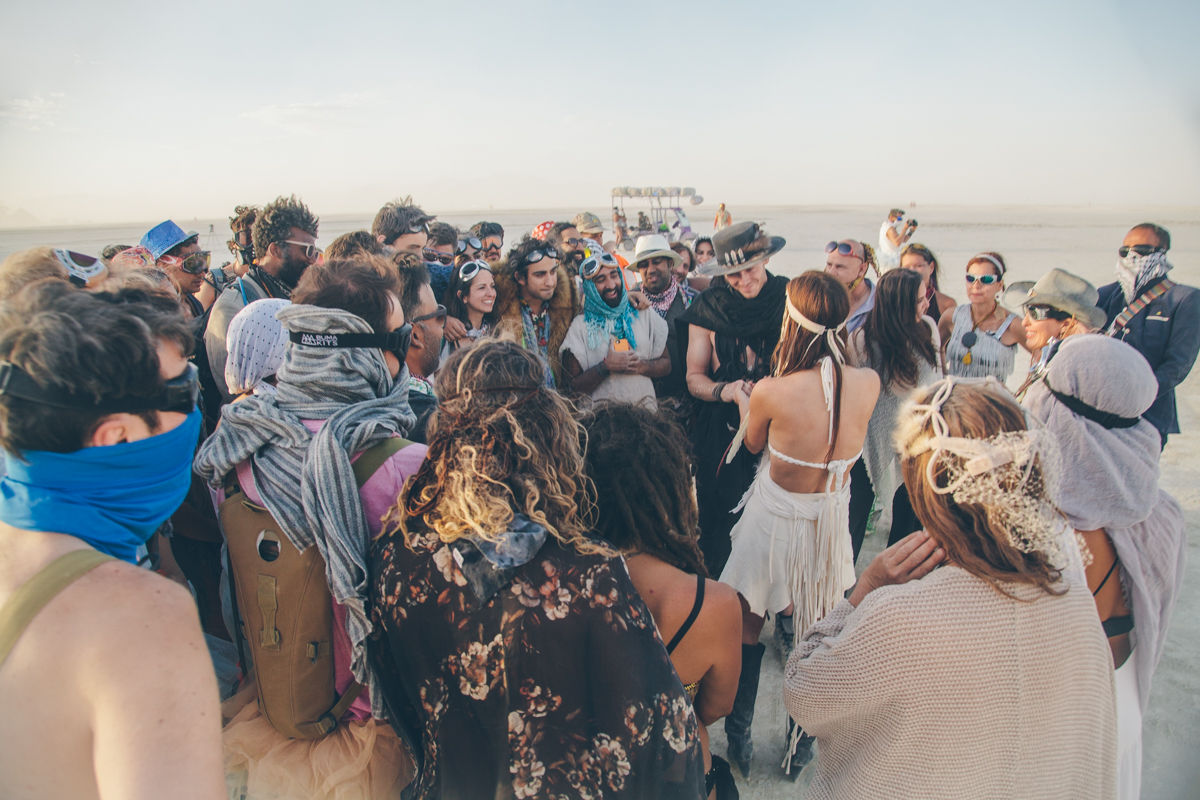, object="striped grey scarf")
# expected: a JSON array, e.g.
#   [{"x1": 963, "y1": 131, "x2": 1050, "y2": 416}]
[{"x1": 195, "y1": 304, "x2": 416, "y2": 714}]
